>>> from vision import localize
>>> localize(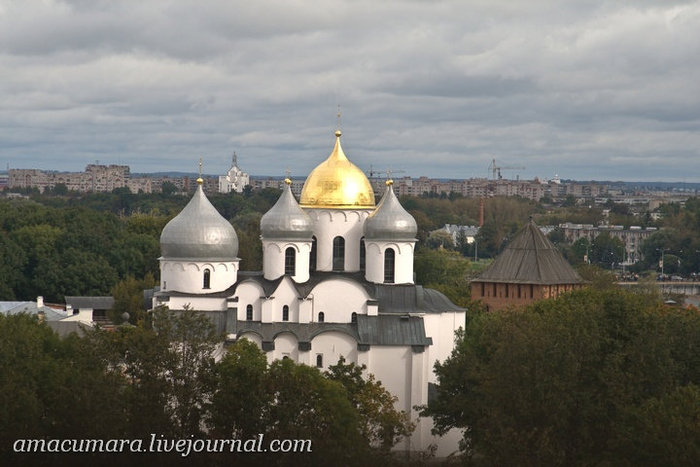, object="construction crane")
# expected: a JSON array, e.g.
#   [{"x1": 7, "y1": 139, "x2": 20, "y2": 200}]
[
  {"x1": 487, "y1": 158, "x2": 525, "y2": 180},
  {"x1": 368, "y1": 165, "x2": 406, "y2": 180}
]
